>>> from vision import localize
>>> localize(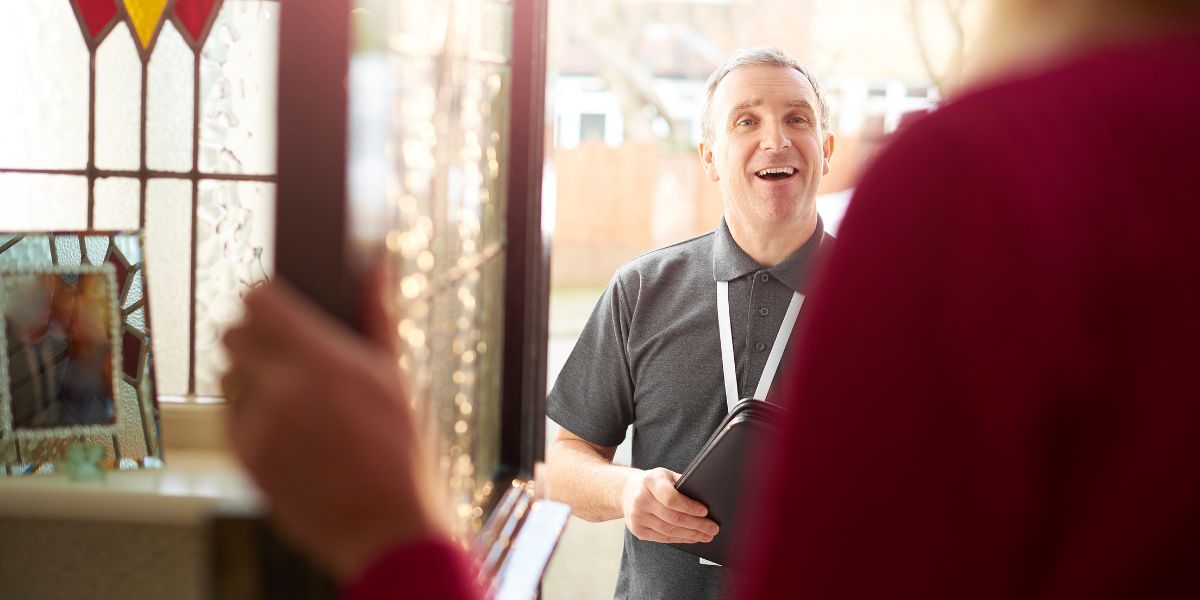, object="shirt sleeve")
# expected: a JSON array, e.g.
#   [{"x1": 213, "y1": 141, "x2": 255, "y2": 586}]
[
  {"x1": 545, "y1": 272, "x2": 637, "y2": 447},
  {"x1": 342, "y1": 538, "x2": 480, "y2": 600},
  {"x1": 737, "y1": 114, "x2": 1042, "y2": 599}
]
